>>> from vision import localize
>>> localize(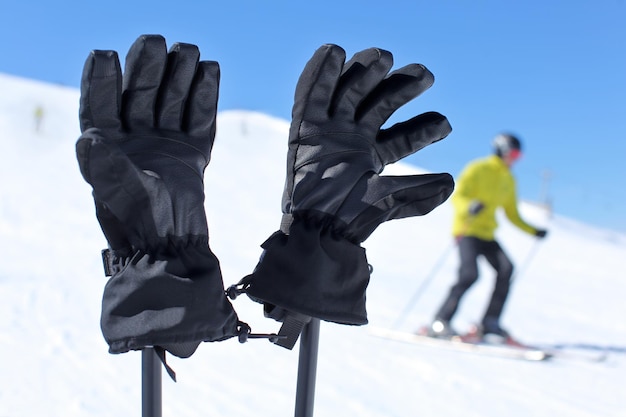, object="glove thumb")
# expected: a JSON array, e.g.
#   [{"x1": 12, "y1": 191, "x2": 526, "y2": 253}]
[{"x1": 346, "y1": 172, "x2": 454, "y2": 241}]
